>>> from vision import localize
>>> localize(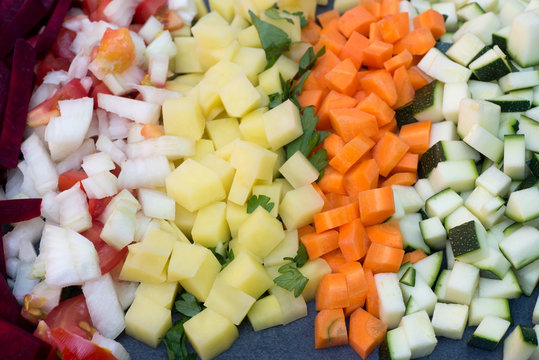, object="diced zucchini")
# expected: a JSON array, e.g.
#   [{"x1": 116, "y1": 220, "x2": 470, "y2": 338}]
[
  {"x1": 509, "y1": 88, "x2": 534, "y2": 104},
  {"x1": 488, "y1": 95, "x2": 531, "y2": 112},
  {"x1": 432, "y1": 2, "x2": 458, "y2": 32},
  {"x1": 399, "y1": 311, "x2": 437, "y2": 358},
  {"x1": 444, "y1": 206, "x2": 481, "y2": 232},
  {"x1": 456, "y1": 2, "x2": 485, "y2": 21},
  {"x1": 473, "y1": 245, "x2": 511, "y2": 279},
  {"x1": 503, "y1": 325, "x2": 538, "y2": 360},
  {"x1": 498, "y1": 113, "x2": 519, "y2": 140},
  {"x1": 453, "y1": 12, "x2": 500, "y2": 45},
  {"x1": 464, "y1": 186, "x2": 504, "y2": 225},
  {"x1": 442, "y1": 82, "x2": 470, "y2": 123},
  {"x1": 435, "y1": 41, "x2": 453, "y2": 54},
  {"x1": 504, "y1": 134, "x2": 526, "y2": 180},
  {"x1": 446, "y1": 241, "x2": 455, "y2": 270},
  {"x1": 499, "y1": 70, "x2": 539, "y2": 93},
  {"x1": 399, "y1": 266, "x2": 416, "y2": 287},
  {"x1": 429, "y1": 121, "x2": 459, "y2": 147},
  {"x1": 534, "y1": 297, "x2": 539, "y2": 324},
  {"x1": 530, "y1": 153, "x2": 539, "y2": 178},
  {"x1": 398, "y1": 214, "x2": 430, "y2": 254},
  {"x1": 505, "y1": 187, "x2": 539, "y2": 223},
  {"x1": 478, "y1": 270, "x2": 522, "y2": 298},
  {"x1": 448, "y1": 220, "x2": 488, "y2": 263},
  {"x1": 432, "y1": 302, "x2": 469, "y2": 339},
  {"x1": 414, "y1": 179, "x2": 435, "y2": 202},
  {"x1": 375, "y1": 273, "x2": 406, "y2": 329},
  {"x1": 492, "y1": 26, "x2": 510, "y2": 53},
  {"x1": 457, "y1": 98, "x2": 501, "y2": 138},
  {"x1": 392, "y1": 186, "x2": 424, "y2": 214},
  {"x1": 498, "y1": 0, "x2": 527, "y2": 27},
  {"x1": 468, "y1": 80, "x2": 503, "y2": 100},
  {"x1": 413, "y1": 251, "x2": 443, "y2": 287},
  {"x1": 385, "y1": 327, "x2": 412, "y2": 360},
  {"x1": 463, "y1": 124, "x2": 504, "y2": 163},
  {"x1": 411, "y1": 80, "x2": 444, "y2": 122},
  {"x1": 515, "y1": 259, "x2": 539, "y2": 297},
  {"x1": 425, "y1": 188, "x2": 463, "y2": 219},
  {"x1": 429, "y1": 160, "x2": 479, "y2": 193},
  {"x1": 476, "y1": 165, "x2": 512, "y2": 197},
  {"x1": 395, "y1": 103, "x2": 417, "y2": 129},
  {"x1": 434, "y1": 269, "x2": 451, "y2": 302},
  {"x1": 469, "y1": 47, "x2": 511, "y2": 82},
  {"x1": 517, "y1": 115, "x2": 539, "y2": 152},
  {"x1": 446, "y1": 33, "x2": 488, "y2": 66},
  {"x1": 468, "y1": 315, "x2": 511, "y2": 350},
  {"x1": 469, "y1": 298, "x2": 512, "y2": 326},
  {"x1": 397, "y1": 261, "x2": 414, "y2": 280},
  {"x1": 507, "y1": 12, "x2": 539, "y2": 68},
  {"x1": 420, "y1": 217, "x2": 447, "y2": 250},
  {"x1": 401, "y1": 276, "x2": 438, "y2": 316},
  {"x1": 499, "y1": 225, "x2": 539, "y2": 270},
  {"x1": 418, "y1": 141, "x2": 479, "y2": 179},
  {"x1": 417, "y1": 48, "x2": 472, "y2": 84},
  {"x1": 445, "y1": 260, "x2": 480, "y2": 304}
]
